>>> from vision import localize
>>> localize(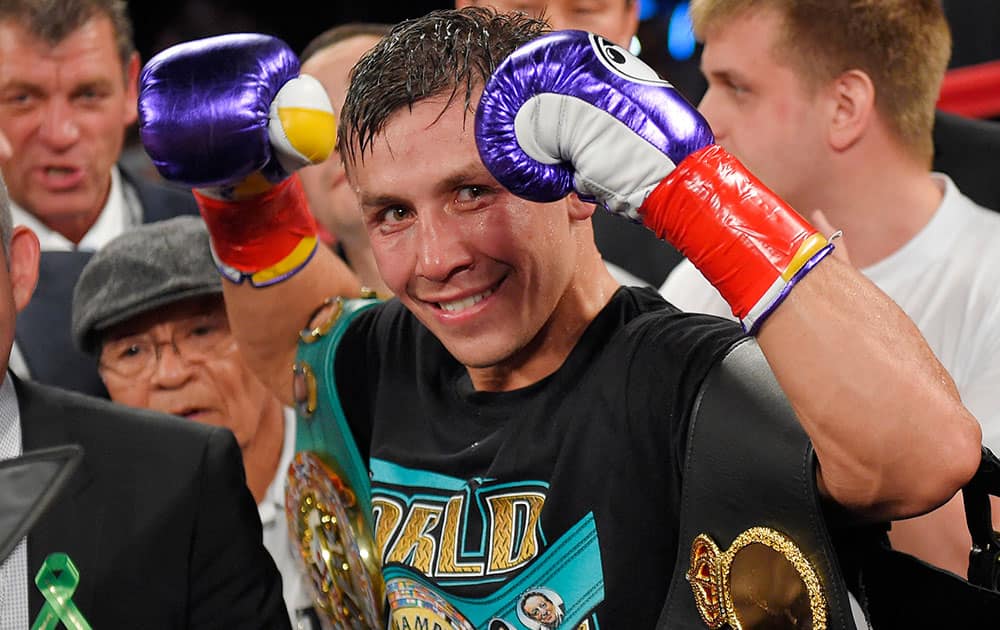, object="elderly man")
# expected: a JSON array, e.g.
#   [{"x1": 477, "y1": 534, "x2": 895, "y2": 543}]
[
  {"x1": 0, "y1": 159, "x2": 286, "y2": 626},
  {"x1": 71, "y1": 215, "x2": 316, "y2": 627}
]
